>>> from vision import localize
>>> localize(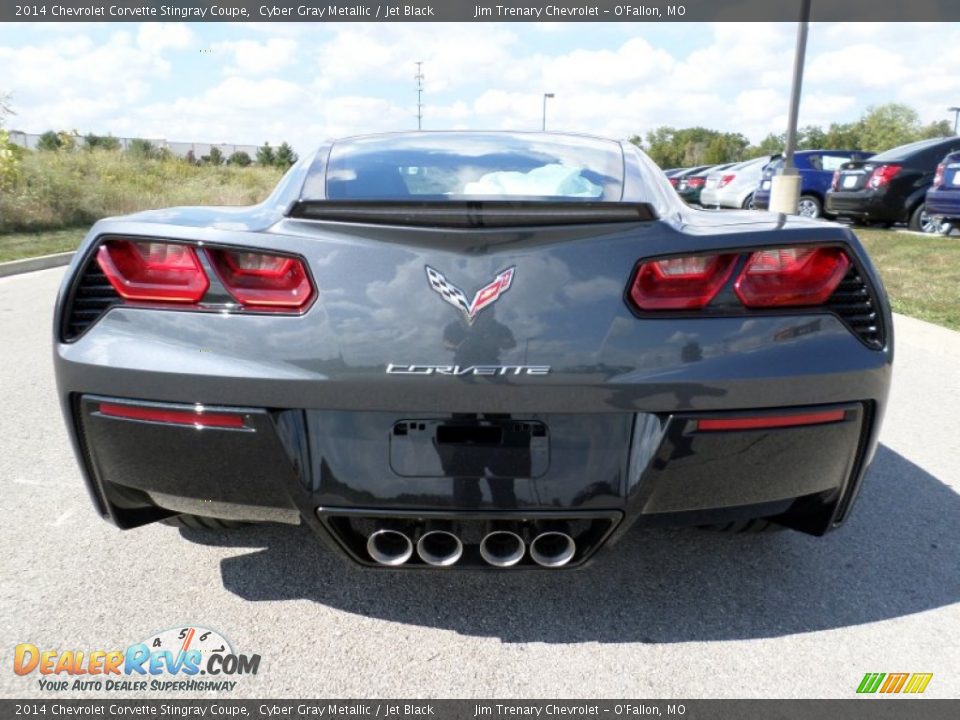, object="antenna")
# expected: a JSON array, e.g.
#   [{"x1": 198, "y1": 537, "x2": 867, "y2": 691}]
[{"x1": 415, "y1": 61, "x2": 424, "y2": 130}]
